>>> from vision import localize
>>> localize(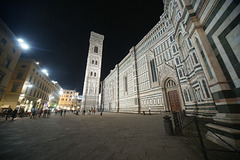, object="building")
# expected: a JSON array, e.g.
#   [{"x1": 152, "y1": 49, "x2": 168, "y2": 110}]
[
  {"x1": 0, "y1": 19, "x2": 22, "y2": 102},
  {"x1": 49, "y1": 80, "x2": 62, "y2": 109},
  {"x1": 101, "y1": 0, "x2": 240, "y2": 150},
  {"x1": 58, "y1": 89, "x2": 79, "y2": 110},
  {"x1": 81, "y1": 31, "x2": 104, "y2": 112},
  {"x1": 2, "y1": 58, "x2": 62, "y2": 111}
]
